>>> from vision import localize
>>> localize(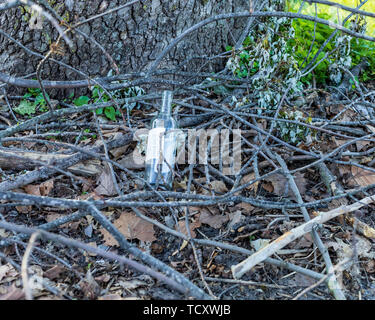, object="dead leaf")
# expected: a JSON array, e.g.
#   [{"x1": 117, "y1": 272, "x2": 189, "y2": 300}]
[
  {"x1": 264, "y1": 172, "x2": 306, "y2": 200},
  {"x1": 110, "y1": 144, "x2": 132, "y2": 159},
  {"x1": 15, "y1": 206, "x2": 32, "y2": 214},
  {"x1": 202, "y1": 180, "x2": 228, "y2": 195},
  {"x1": 95, "y1": 164, "x2": 118, "y2": 196},
  {"x1": 351, "y1": 166, "x2": 375, "y2": 187},
  {"x1": 251, "y1": 239, "x2": 270, "y2": 251},
  {"x1": 294, "y1": 234, "x2": 313, "y2": 249},
  {"x1": 365, "y1": 260, "x2": 375, "y2": 274},
  {"x1": 0, "y1": 228, "x2": 9, "y2": 238},
  {"x1": 118, "y1": 279, "x2": 149, "y2": 290},
  {"x1": 78, "y1": 270, "x2": 100, "y2": 300},
  {"x1": 199, "y1": 210, "x2": 229, "y2": 229},
  {"x1": 176, "y1": 219, "x2": 201, "y2": 238},
  {"x1": 241, "y1": 173, "x2": 259, "y2": 192},
  {"x1": 44, "y1": 265, "x2": 65, "y2": 281},
  {"x1": 118, "y1": 148, "x2": 145, "y2": 169},
  {"x1": 24, "y1": 184, "x2": 41, "y2": 196},
  {"x1": 99, "y1": 212, "x2": 156, "y2": 245},
  {"x1": 86, "y1": 242, "x2": 98, "y2": 256},
  {"x1": 261, "y1": 181, "x2": 274, "y2": 193},
  {"x1": 24, "y1": 179, "x2": 54, "y2": 197},
  {"x1": 326, "y1": 236, "x2": 375, "y2": 274},
  {"x1": 346, "y1": 217, "x2": 375, "y2": 240},
  {"x1": 0, "y1": 285, "x2": 25, "y2": 300},
  {"x1": 234, "y1": 202, "x2": 254, "y2": 214},
  {"x1": 39, "y1": 180, "x2": 54, "y2": 196},
  {"x1": 95, "y1": 274, "x2": 111, "y2": 283},
  {"x1": 356, "y1": 140, "x2": 372, "y2": 152},
  {"x1": 227, "y1": 210, "x2": 245, "y2": 232},
  {"x1": 0, "y1": 264, "x2": 11, "y2": 282}
]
